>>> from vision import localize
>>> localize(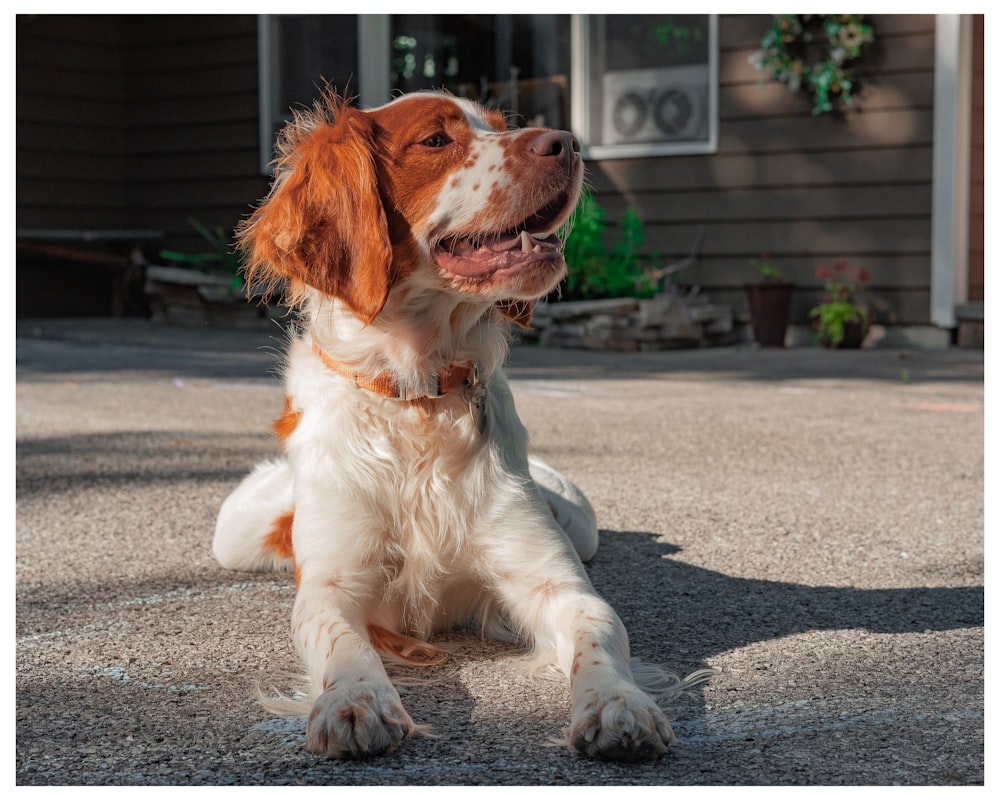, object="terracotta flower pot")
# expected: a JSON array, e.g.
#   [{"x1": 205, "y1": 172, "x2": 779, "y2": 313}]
[{"x1": 745, "y1": 282, "x2": 794, "y2": 347}]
